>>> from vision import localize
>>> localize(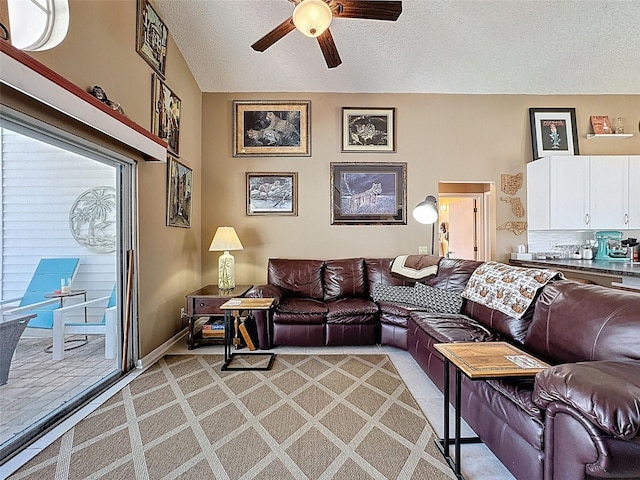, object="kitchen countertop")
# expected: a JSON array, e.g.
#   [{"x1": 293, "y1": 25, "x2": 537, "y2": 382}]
[{"x1": 509, "y1": 258, "x2": 640, "y2": 278}]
